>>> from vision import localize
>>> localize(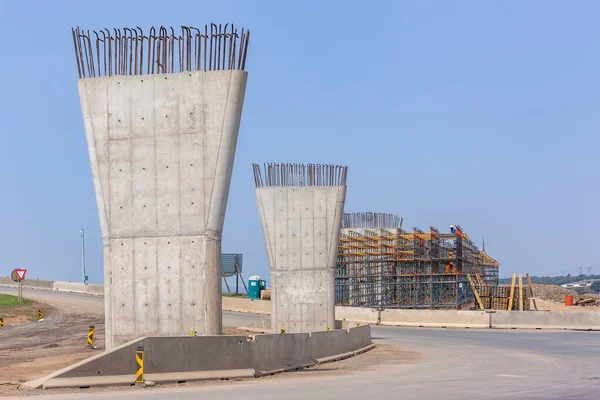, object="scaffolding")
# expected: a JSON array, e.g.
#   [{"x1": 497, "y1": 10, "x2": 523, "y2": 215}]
[{"x1": 335, "y1": 213, "x2": 500, "y2": 309}]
